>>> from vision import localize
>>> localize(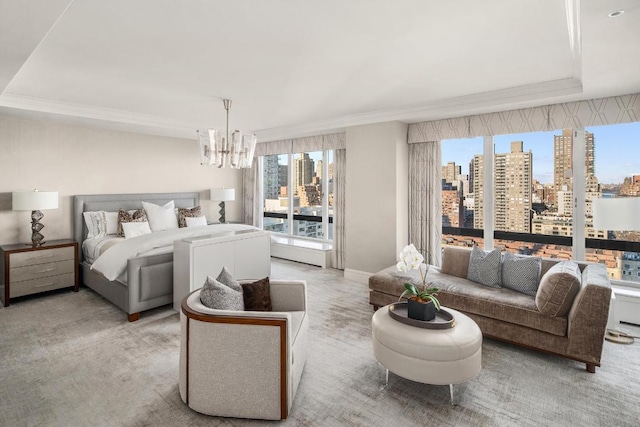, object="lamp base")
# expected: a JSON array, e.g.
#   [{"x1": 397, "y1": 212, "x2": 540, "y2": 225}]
[
  {"x1": 31, "y1": 210, "x2": 46, "y2": 247},
  {"x1": 218, "y1": 202, "x2": 226, "y2": 224}
]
